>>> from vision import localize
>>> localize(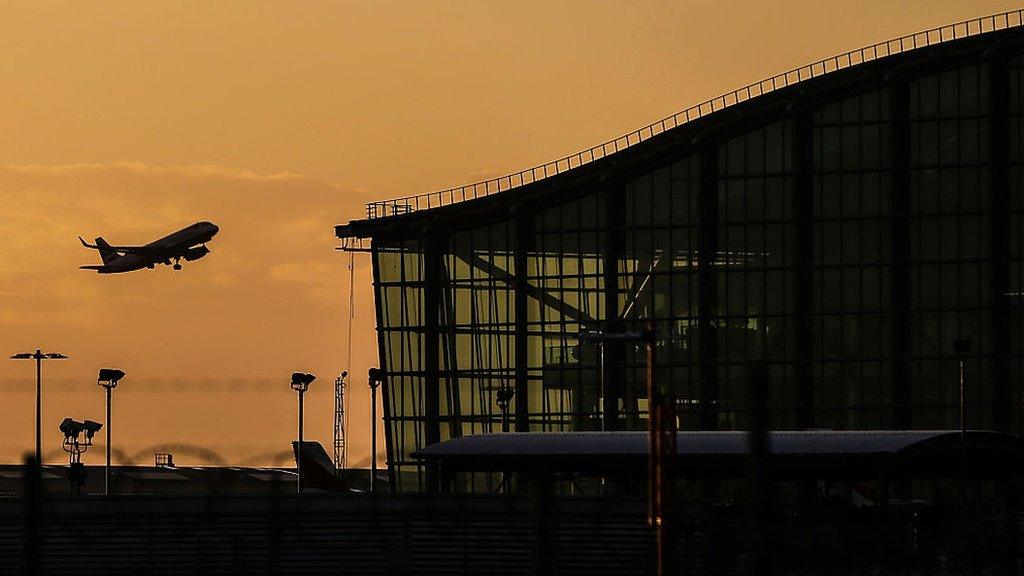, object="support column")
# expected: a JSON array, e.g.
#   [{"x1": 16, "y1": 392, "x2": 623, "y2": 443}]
[
  {"x1": 793, "y1": 109, "x2": 815, "y2": 430},
  {"x1": 603, "y1": 183, "x2": 625, "y2": 430},
  {"x1": 889, "y1": 78, "x2": 912, "y2": 429},
  {"x1": 514, "y1": 214, "x2": 534, "y2": 433},
  {"x1": 423, "y1": 233, "x2": 443, "y2": 489},
  {"x1": 698, "y1": 146, "x2": 720, "y2": 430},
  {"x1": 990, "y1": 53, "x2": 1011, "y2": 432},
  {"x1": 370, "y1": 240, "x2": 397, "y2": 490}
]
